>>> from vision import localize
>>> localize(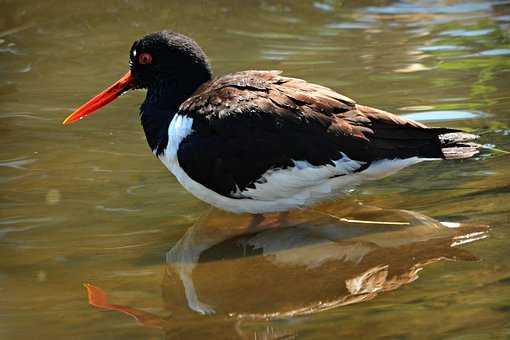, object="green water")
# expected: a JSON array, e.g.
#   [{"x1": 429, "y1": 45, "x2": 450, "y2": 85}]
[{"x1": 1, "y1": 1, "x2": 510, "y2": 339}]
